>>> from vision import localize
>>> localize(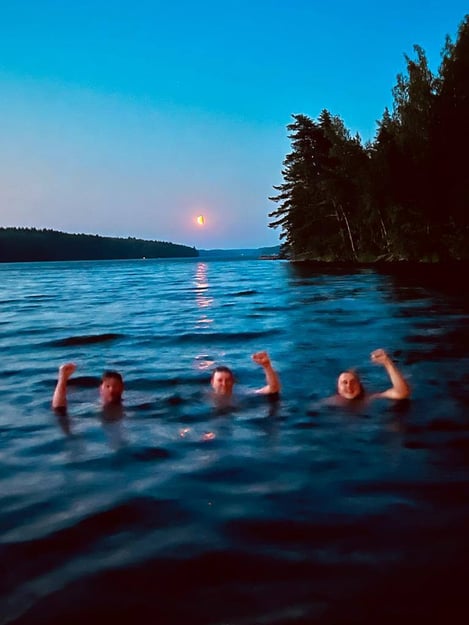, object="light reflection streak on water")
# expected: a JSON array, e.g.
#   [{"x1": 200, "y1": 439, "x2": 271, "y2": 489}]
[{"x1": 194, "y1": 262, "x2": 214, "y2": 324}]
